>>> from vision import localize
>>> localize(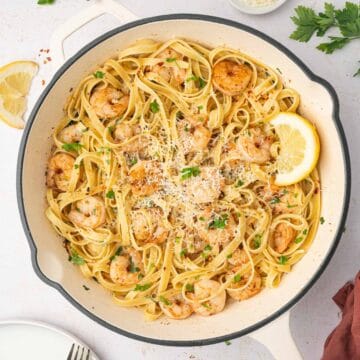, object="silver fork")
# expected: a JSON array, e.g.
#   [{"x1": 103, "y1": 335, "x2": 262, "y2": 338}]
[{"x1": 67, "y1": 343, "x2": 90, "y2": 360}]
